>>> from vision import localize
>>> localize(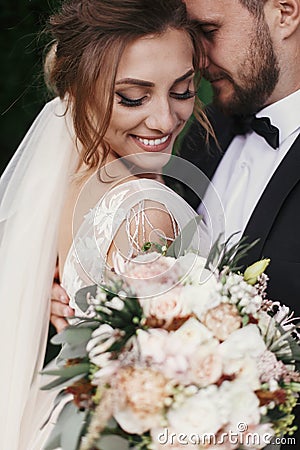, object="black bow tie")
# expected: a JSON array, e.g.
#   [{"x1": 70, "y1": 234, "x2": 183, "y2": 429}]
[{"x1": 232, "y1": 115, "x2": 280, "y2": 149}]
